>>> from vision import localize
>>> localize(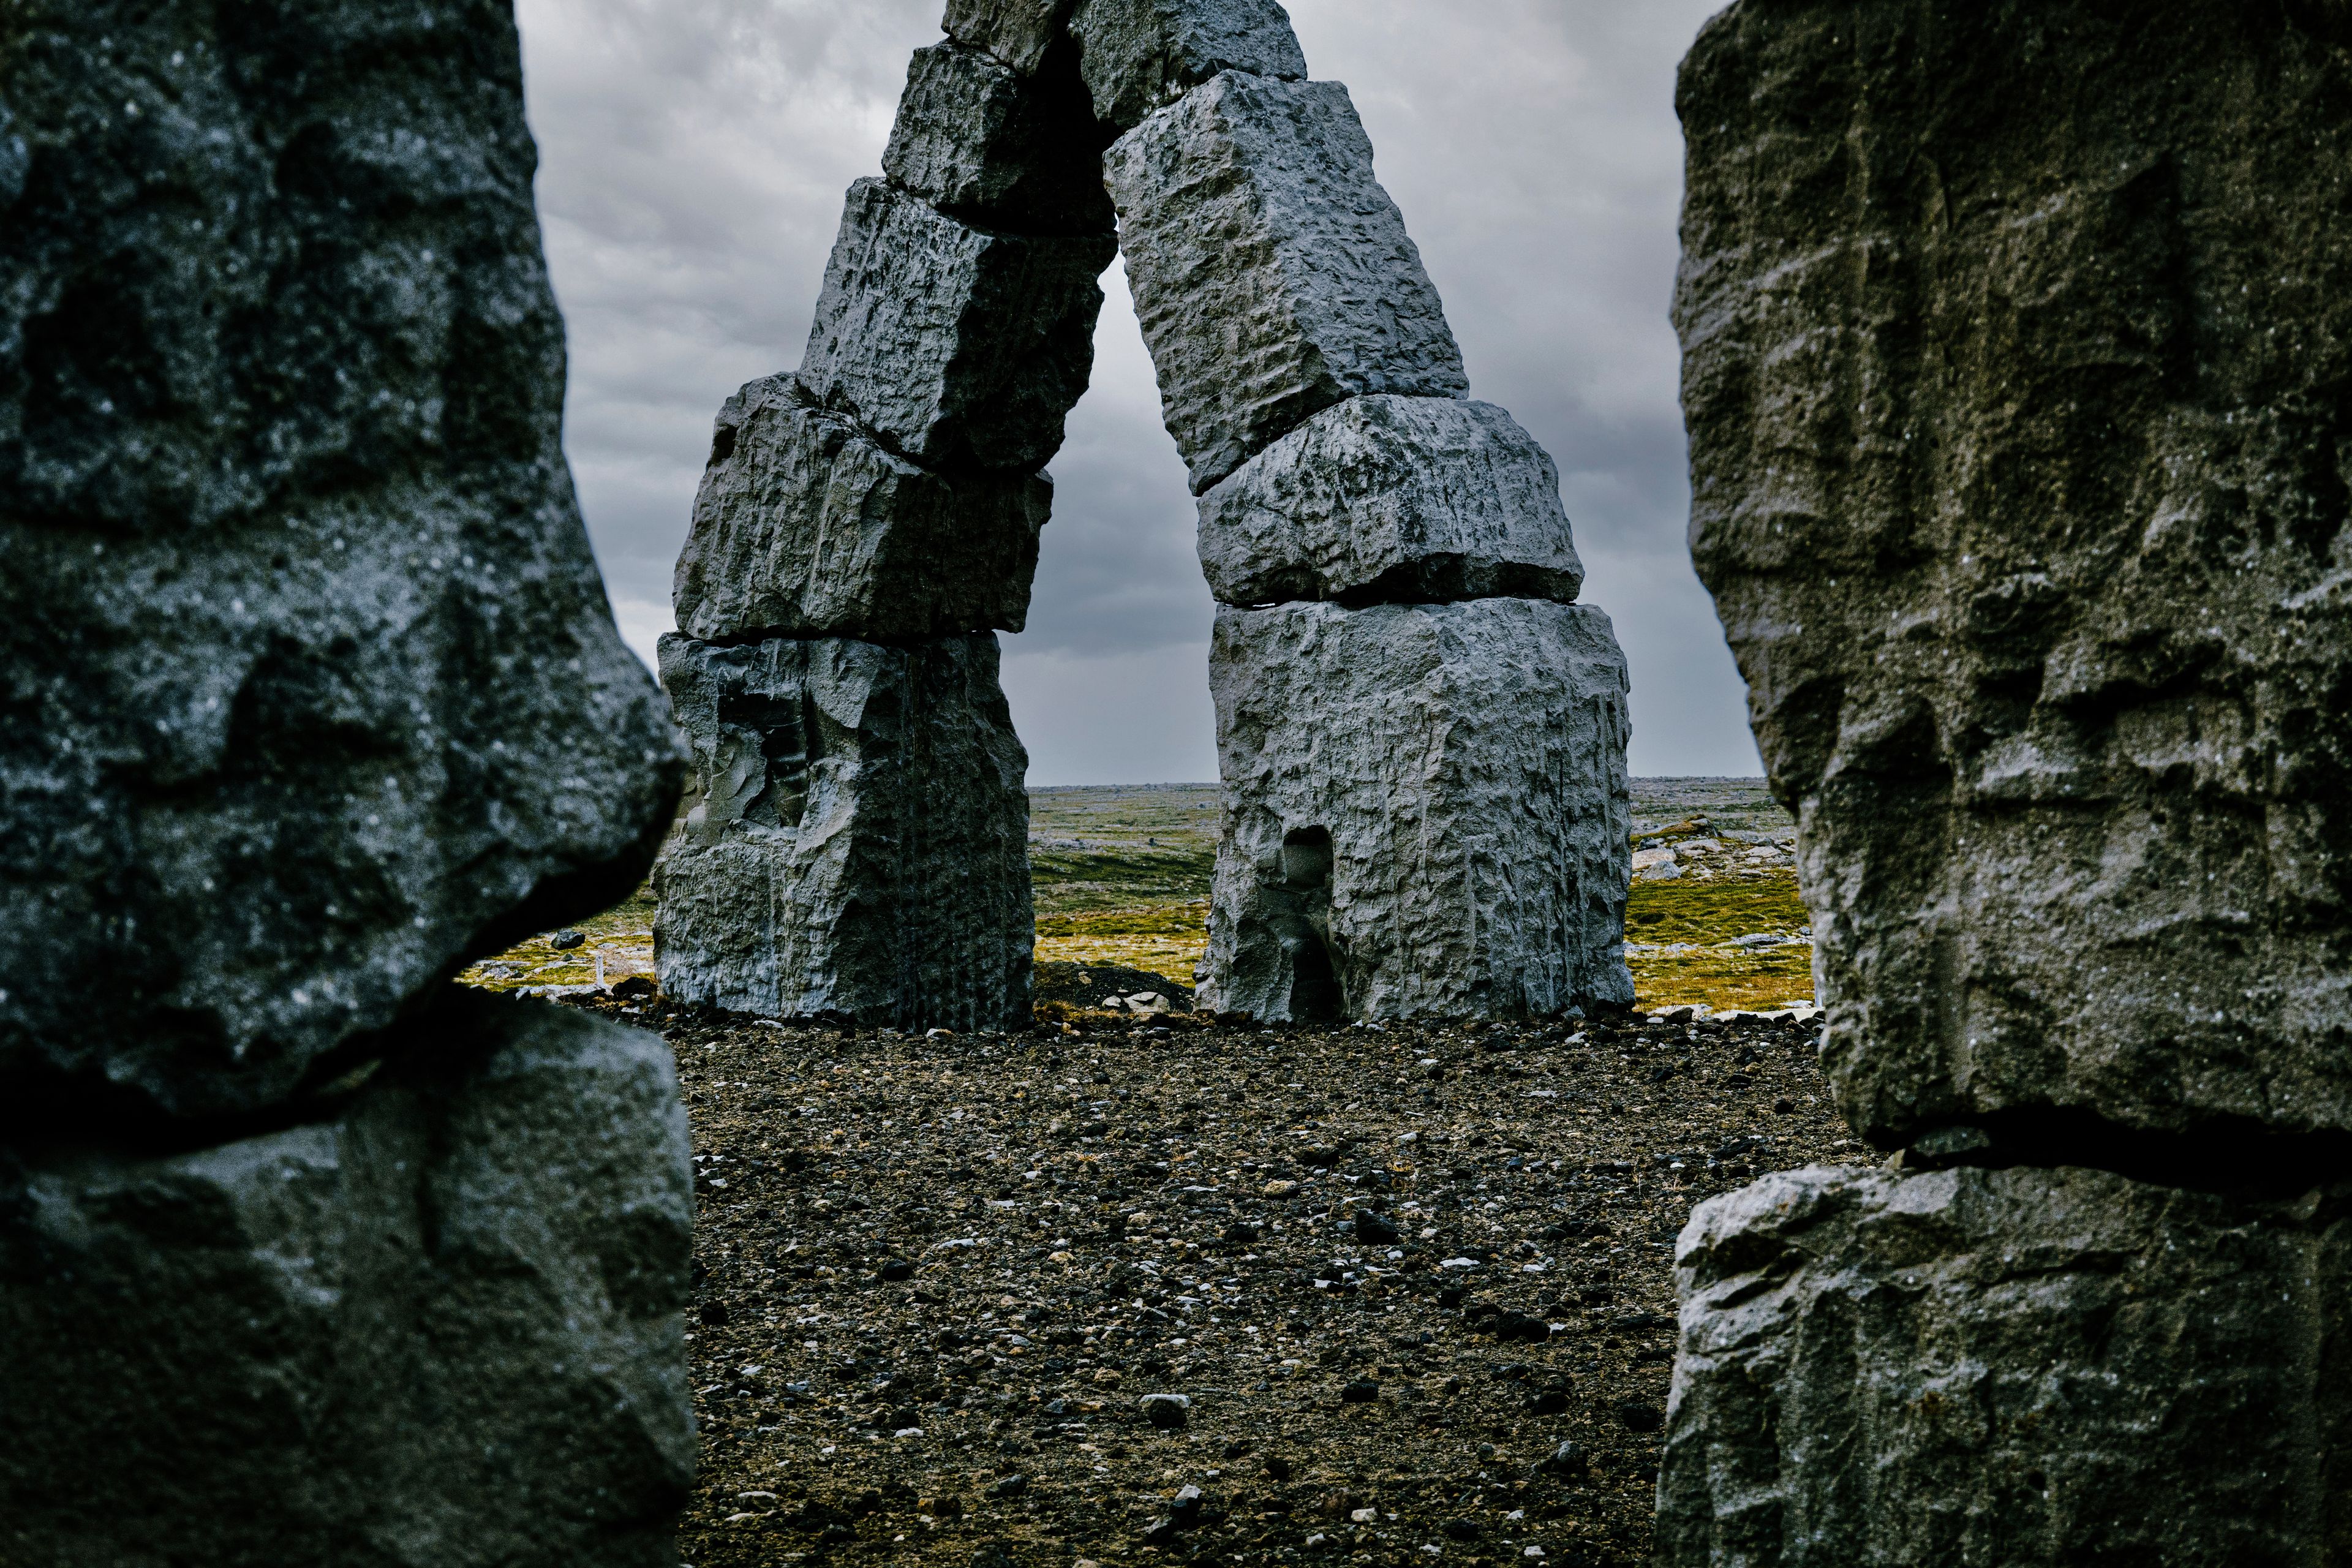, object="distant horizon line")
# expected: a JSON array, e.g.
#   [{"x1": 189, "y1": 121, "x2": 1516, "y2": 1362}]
[{"x1": 1028, "y1": 777, "x2": 1773, "y2": 790}]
